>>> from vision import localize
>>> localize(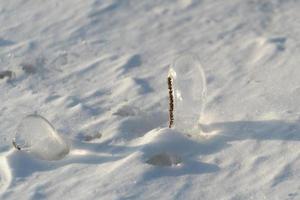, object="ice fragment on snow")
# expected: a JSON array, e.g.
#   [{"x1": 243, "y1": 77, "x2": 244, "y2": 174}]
[{"x1": 13, "y1": 114, "x2": 69, "y2": 160}]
